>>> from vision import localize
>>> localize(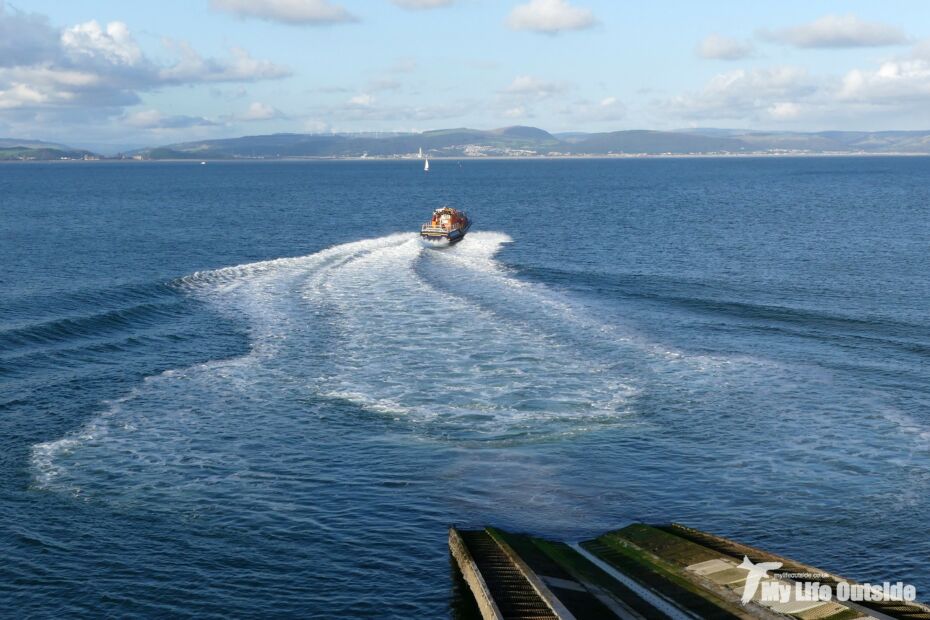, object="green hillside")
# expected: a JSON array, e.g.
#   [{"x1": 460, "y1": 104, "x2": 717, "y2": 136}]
[
  {"x1": 0, "y1": 146, "x2": 98, "y2": 161},
  {"x1": 130, "y1": 126, "x2": 930, "y2": 160}
]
